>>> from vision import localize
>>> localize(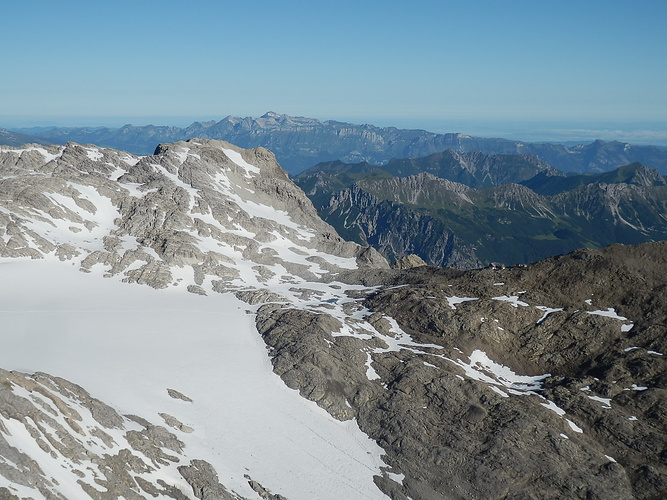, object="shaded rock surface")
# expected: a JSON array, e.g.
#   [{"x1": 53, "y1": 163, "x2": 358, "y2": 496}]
[
  {"x1": 2, "y1": 138, "x2": 666, "y2": 499},
  {"x1": 256, "y1": 241, "x2": 667, "y2": 500},
  {"x1": 296, "y1": 161, "x2": 667, "y2": 269}
]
